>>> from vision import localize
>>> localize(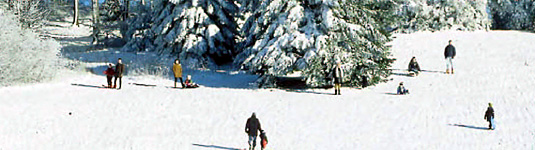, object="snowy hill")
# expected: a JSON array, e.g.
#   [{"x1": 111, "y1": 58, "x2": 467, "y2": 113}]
[{"x1": 1, "y1": 31, "x2": 535, "y2": 149}]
